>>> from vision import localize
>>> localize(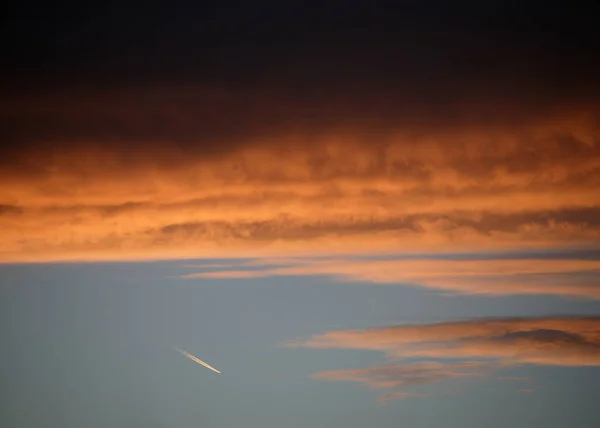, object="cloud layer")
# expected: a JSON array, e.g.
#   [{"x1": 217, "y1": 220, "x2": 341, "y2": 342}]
[
  {"x1": 3, "y1": 1, "x2": 600, "y2": 262},
  {"x1": 285, "y1": 317, "x2": 600, "y2": 400},
  {"x1": 1, "y1": 86, "x2": 599, "y2": 262}
]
